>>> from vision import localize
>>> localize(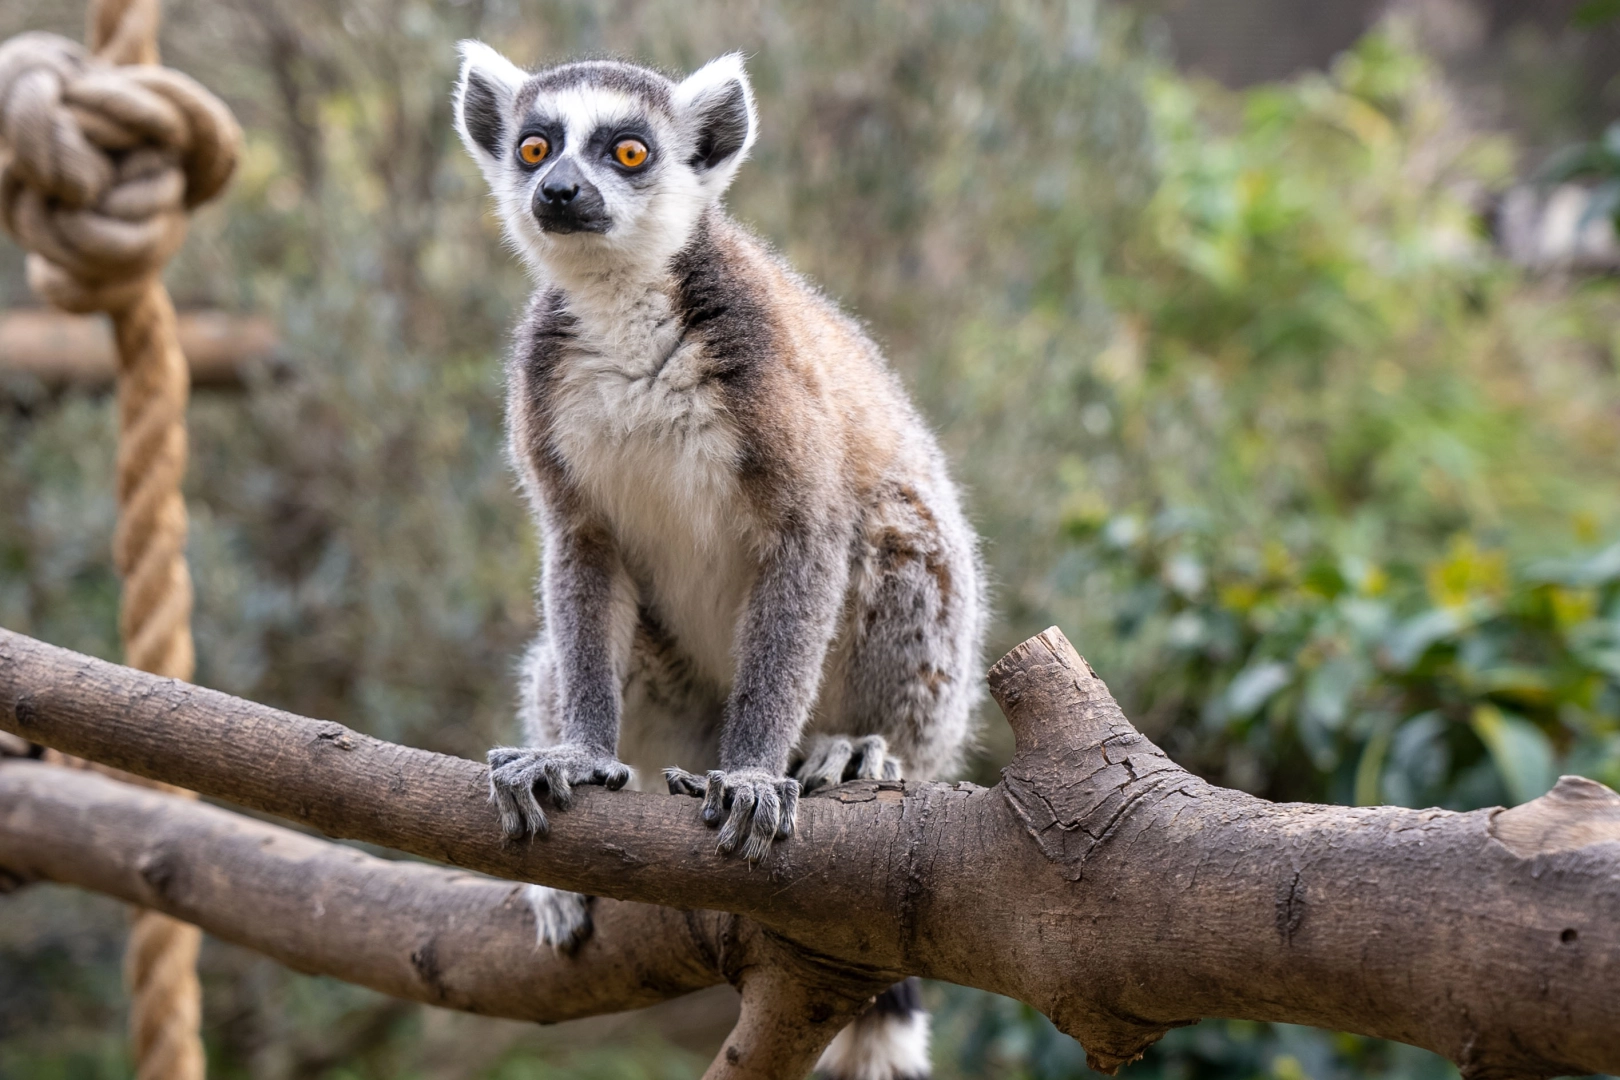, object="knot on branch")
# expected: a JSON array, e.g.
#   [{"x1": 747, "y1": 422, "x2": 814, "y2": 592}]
[
  {"x1": 0, "y1": 27, "x2": 239, "y2": 313},
  {"x1": 1491, "y1": 774, "x2": 1620, "y2": 857},
  {"x1": 990, "y1": 627, "x2": 1210, "y2": 880}
]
